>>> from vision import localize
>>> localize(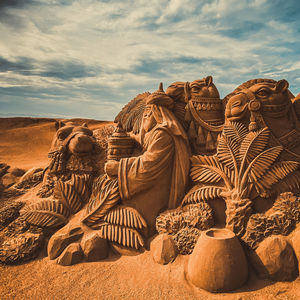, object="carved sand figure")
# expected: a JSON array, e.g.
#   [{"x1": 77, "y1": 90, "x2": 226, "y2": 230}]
[
  {"x1": 224, "y1": 78, "x2": 300, "y2": 161},
  {"x1": 38, "y1": 121, "x2": 102, "y2": 197},
  {"x1": 166, "y1": 76, "x2": 224, "y2": 155},
  {"x1": 183, "y1": 122, "x2": 300, "y2": 237},
  {"x1": 94, "y1": 83, "x2": 191, "y2": 235},
  {"x1": 1, "y1": 78, "x2": 300, "y2": 296}
]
